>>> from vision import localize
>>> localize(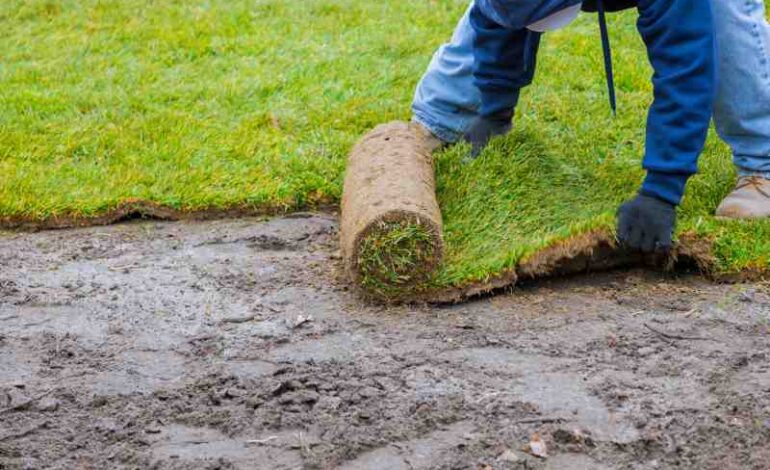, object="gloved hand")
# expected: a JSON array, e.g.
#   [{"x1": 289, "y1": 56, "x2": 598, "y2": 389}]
[
  {"x1": 617, "y1": 193, "x2": 677, "y2": 253},
  {"x1": 464, "y1": 110, "x2": 514, "y2": 159}
]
